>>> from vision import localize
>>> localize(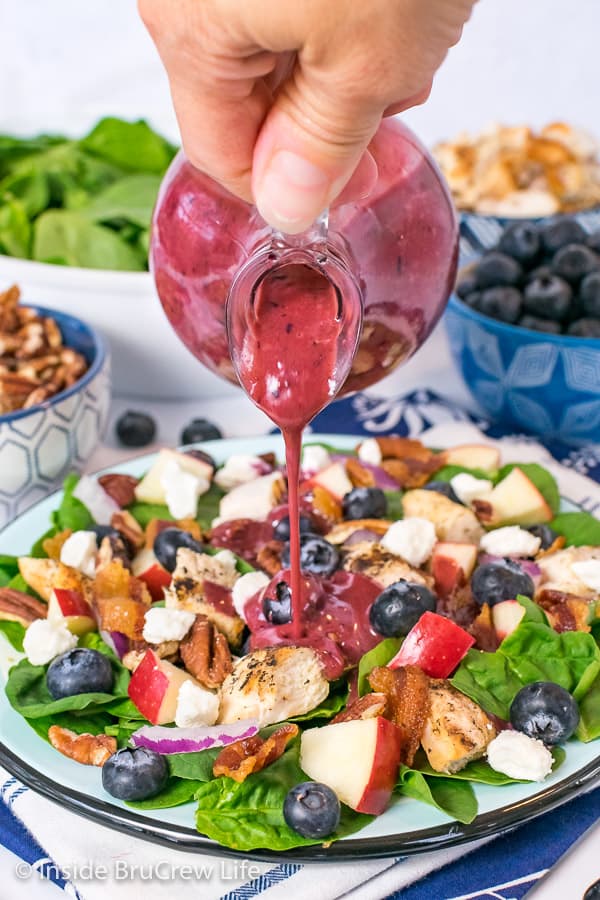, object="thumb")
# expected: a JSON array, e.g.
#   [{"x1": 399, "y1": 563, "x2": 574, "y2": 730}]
[{"x1": 252, "y1": 72, "x2": 383, "y2": 234}]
